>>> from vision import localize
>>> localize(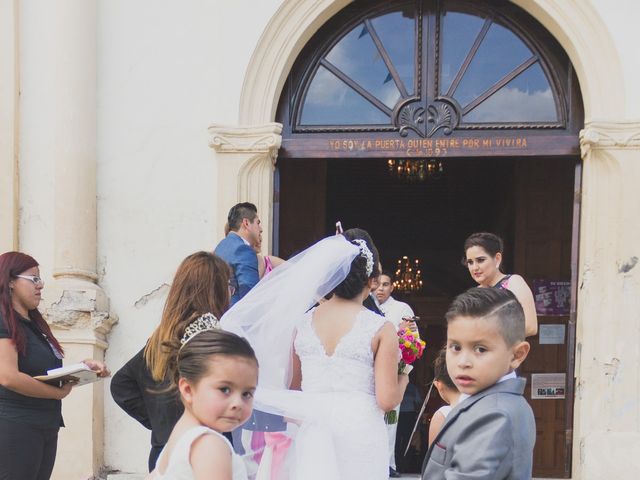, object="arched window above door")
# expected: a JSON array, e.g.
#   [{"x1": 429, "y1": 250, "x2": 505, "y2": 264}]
[{"x1": 279, "y1": 0, "x2": 582, "y2": 147}]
